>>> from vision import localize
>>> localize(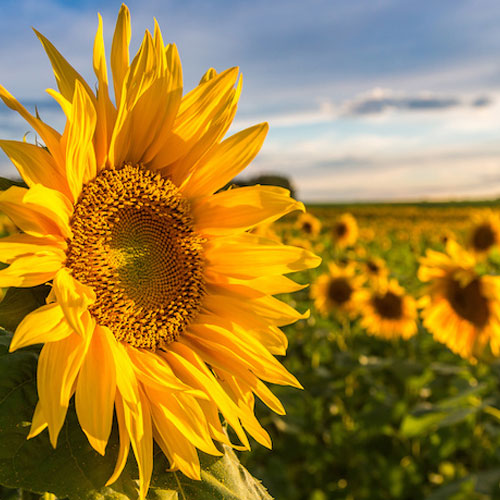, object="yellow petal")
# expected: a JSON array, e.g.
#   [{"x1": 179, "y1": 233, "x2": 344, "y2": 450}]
[
  {"x1": 52, "y1": 268, "x2": 96, "y2": 337},
  {"x1": 203, "y1": 292, "x2": 308, "y2": 329},
  {"x1": 125, "y1": 346, "x2": 207, "y2": 397},
  {"x1": 105, "y1": 333, "x2": 139, "y2": 406},
  {"x1": 188, "y1": 318, "x2": 301, "y2": 388},
  {"x1": 151, "y1": 408, "x2": 201, "y2": 480},
  {"x1": 206, "y1": 274, "x2": 306, "y2": 297},
  {"x1": 0, "y1": 252, "x2": 63, "y2": 288},
  {"x1": 0, "y1": 140, "x2": 70, "y2": 197},
  {"x1": 122, "y1": 386, "x2": 153, "y2": 500},
  {"x1": 180, "y1": 122, "x2": 268, "y2": 199},
  {"x1": 76, "y1": 325, "x2": 117, "y2": 455},
  {"x1": 150, "y1": 67, "x2": 239, "y2": 172},
  {"x1": 111, "y1": 4, "x2": 131, "y2": 107},
  {"x1": 205, "y1": 233, "x2": 321, "y2": 279},
  {"x1": 0, "y1": 233, "x2": 65, "y2": 265},
  {"x1": 162, "y1": 75, "x2": 242, "y2": 186},
  {"x1": 27, "y1": 400, "x2": 48, "y2": 439},
  {"x1": 34, "y1": 29, "x2": 95, "y2": 104},
  {"x1": 23, "y1": 184, "x2": 73, "y2": 238},
  {"x1": 10, "y1": 303, "x2": 72, "y2": 352},
  {"x1": 0, "y1": 85, "x2": 64, "y2": 169},
  {"x1": 193, "y1": 185, "x2": 304, "y2": 235},
  {"x1": 106, "y1": 393, "x2": 130, "y2": 486},
  {"x1": 213, "y1": 367, "x2": 272, "y2": 449},
  {"x1": 0, "y1": 186, "x2": 70, "y2": 238},
  {"x1": 64, "y1": 80, "x2": 97, "y2": 200},
  {"x1": 146, "y1": 386, "x2": 221, "y2": 458},
  {"x1": 162, "y1": 343, "x2": 251, "y2": 450},
  {"x1": 37, "y1": 331, "x2": 91, "y2": 447},
  {"x1": 93, "y1": 13, "x2": 116, "y2": 170},
  {"x1": 182, "y1": 336, "x2": 285, "y2": 415}
]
